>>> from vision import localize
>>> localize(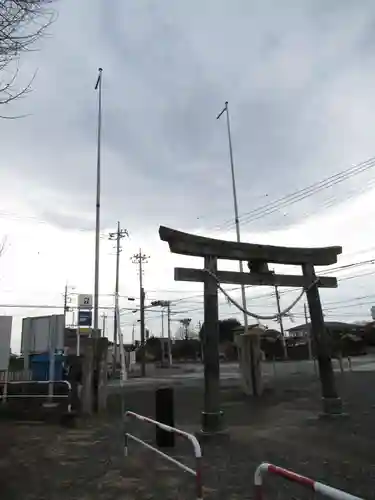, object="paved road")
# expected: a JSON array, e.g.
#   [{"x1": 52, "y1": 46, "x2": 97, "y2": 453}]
[{"x1": 108, "y1": 355, "x2": 375, "y2": 390}]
